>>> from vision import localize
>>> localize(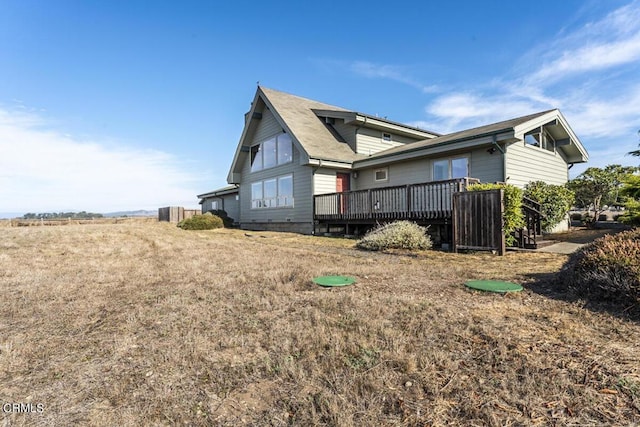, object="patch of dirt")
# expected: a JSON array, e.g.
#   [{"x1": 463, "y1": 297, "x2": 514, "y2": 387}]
[{"x1": 210, "y1": 380, "x2": 279, "y2": 423}]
